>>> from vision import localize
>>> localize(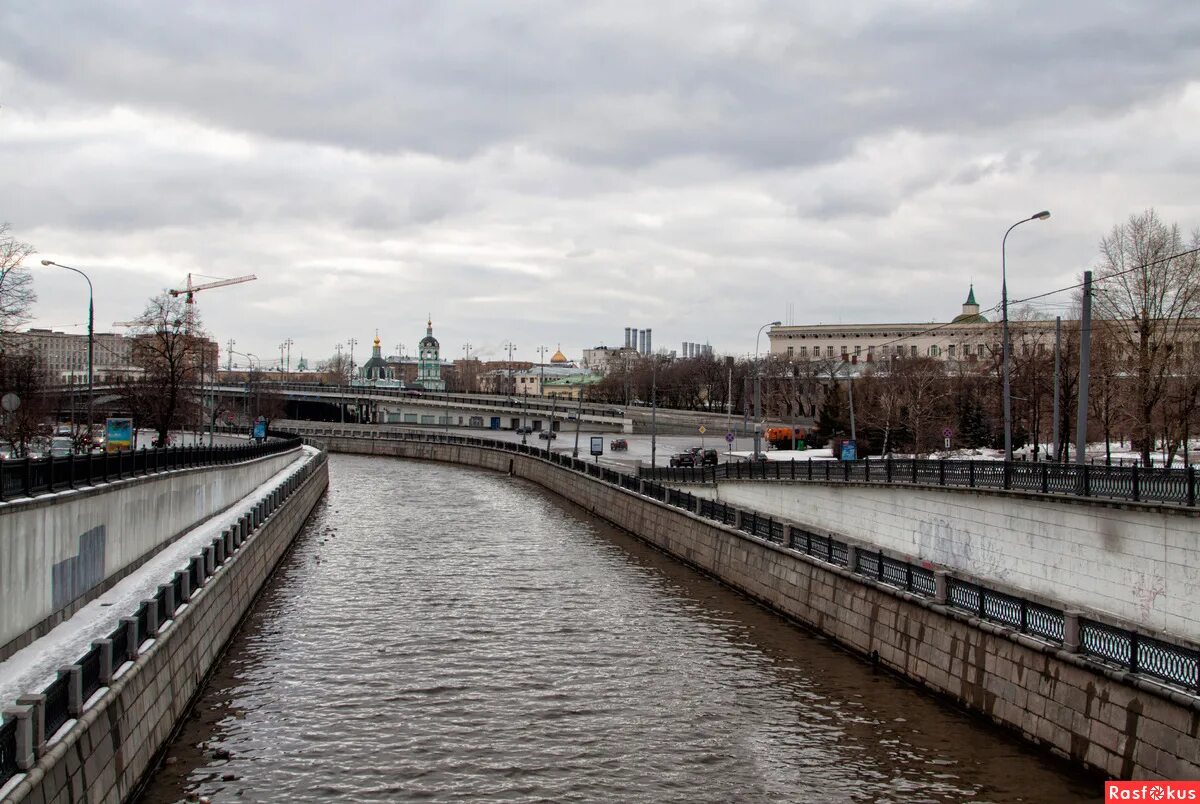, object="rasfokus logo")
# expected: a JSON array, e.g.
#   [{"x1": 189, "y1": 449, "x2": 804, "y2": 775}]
[{"x1": 1106, "y1": 782, "x2": 1200, "y2": 802}]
